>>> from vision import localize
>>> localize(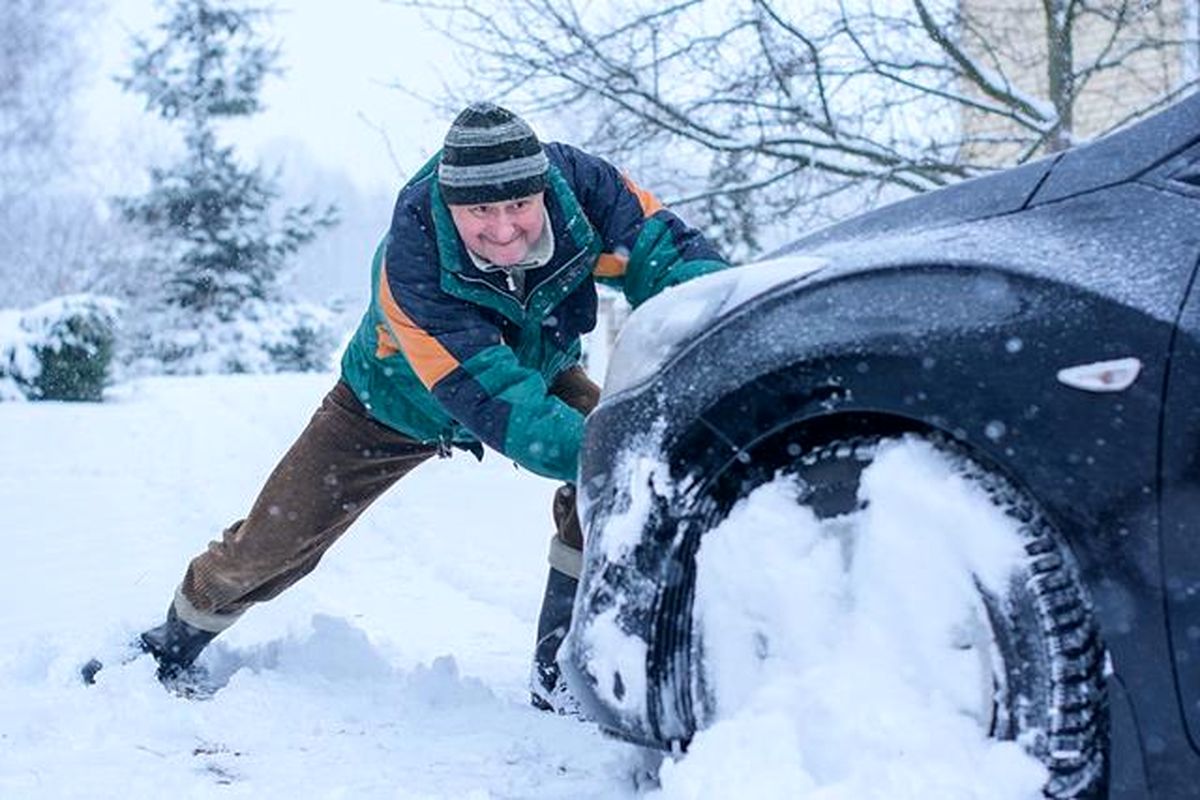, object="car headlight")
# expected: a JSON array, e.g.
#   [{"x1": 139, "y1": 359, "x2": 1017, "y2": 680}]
[{"x1": 604, "y1": 256, "x2": 828, "y2": 395}]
